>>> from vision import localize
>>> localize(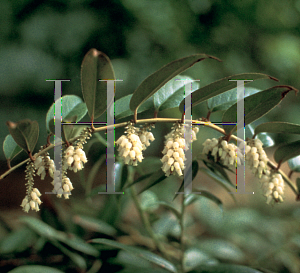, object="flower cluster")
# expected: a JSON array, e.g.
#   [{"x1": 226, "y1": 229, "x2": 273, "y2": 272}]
[
  {"x1": 260, "y1": 170, "x2": 284, "y2": 204},
  {"x1": 161, "y1": 123, "x2": 198, "y2": 177},
  {"x1": 34, "y1": 150, "x2": 56, "y2": 180},
  {"x1": 51, "y1": 170, "x2": 74, "y2": 199},
  {"x1": 242, "y1": 138, "x2": 268, "y2": 177},
  {"x1": 21, "y1": 161, "x2": 42, "y2": 212},
  {"x1": 202, "y1": 138, "x2": 243, "y2": 167},
  {"x1": 116, "y1": 122, "x2": 146, "y2": 166},
  {"x1": 63, "y1": 146, "x2": 88, "y2": 173},
  {"x1": 164, "y1": 123, "x2": 199, "y2": 144},
  {"x1": 138, "y1": 124, "x2": 155, "y2": 150}
]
